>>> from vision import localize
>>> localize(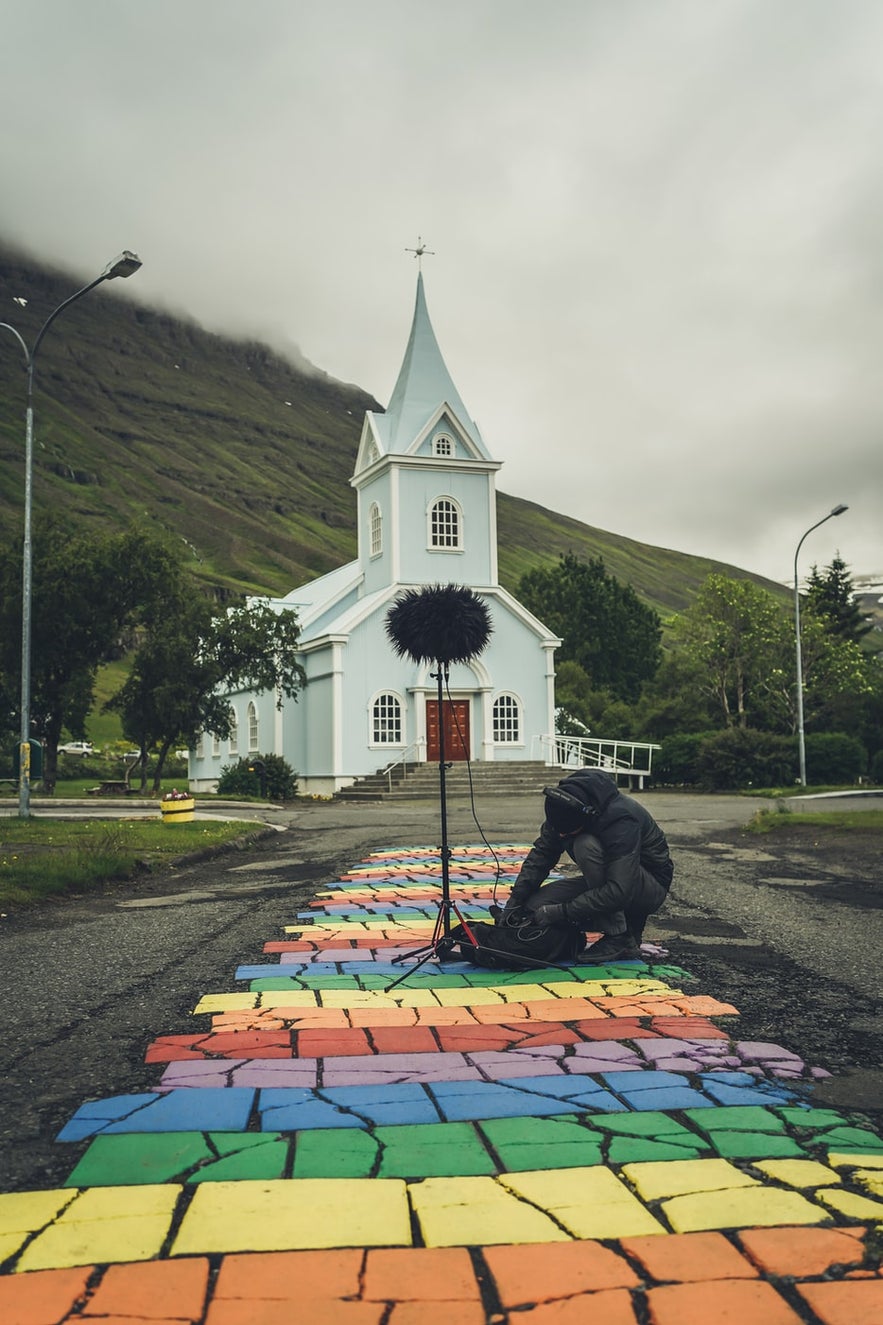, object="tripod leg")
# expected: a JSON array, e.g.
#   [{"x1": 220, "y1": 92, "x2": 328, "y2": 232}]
[
  {"x1": 385, "y1": 941, "x2": 444, "y2": 990},
  {"x1": 449, "y1": 900, "x2": 479, "y2": 946},
  {"x1": 390, "y1": 895, "x2": 448, "y2": 966}
]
